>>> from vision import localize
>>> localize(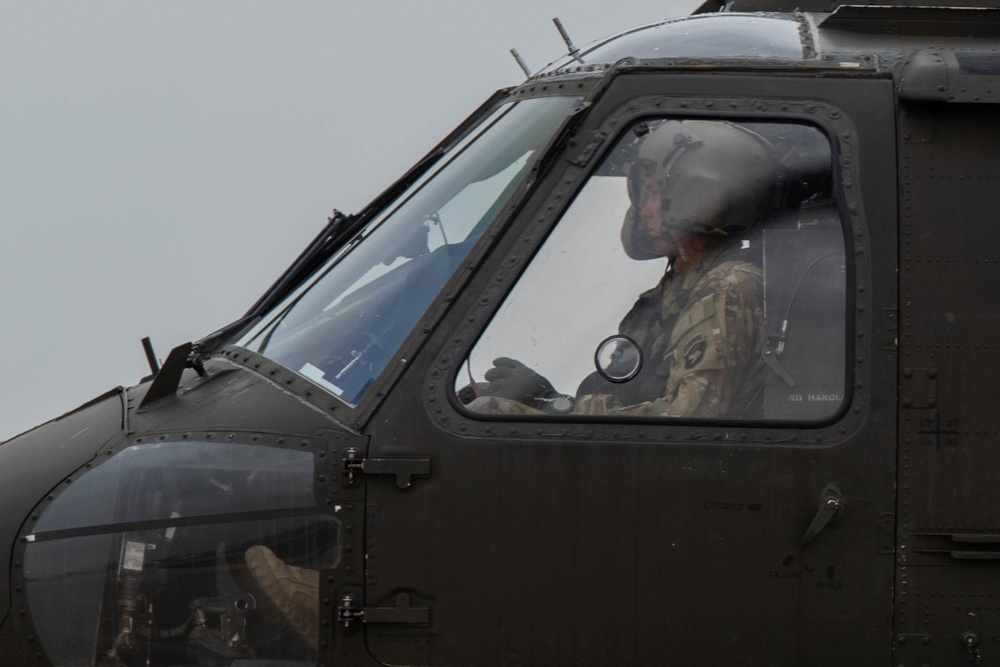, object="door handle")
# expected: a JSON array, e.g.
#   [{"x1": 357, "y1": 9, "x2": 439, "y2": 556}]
[{"x1": 801, "y1": 483, "x2": 843, "y2": 547}]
